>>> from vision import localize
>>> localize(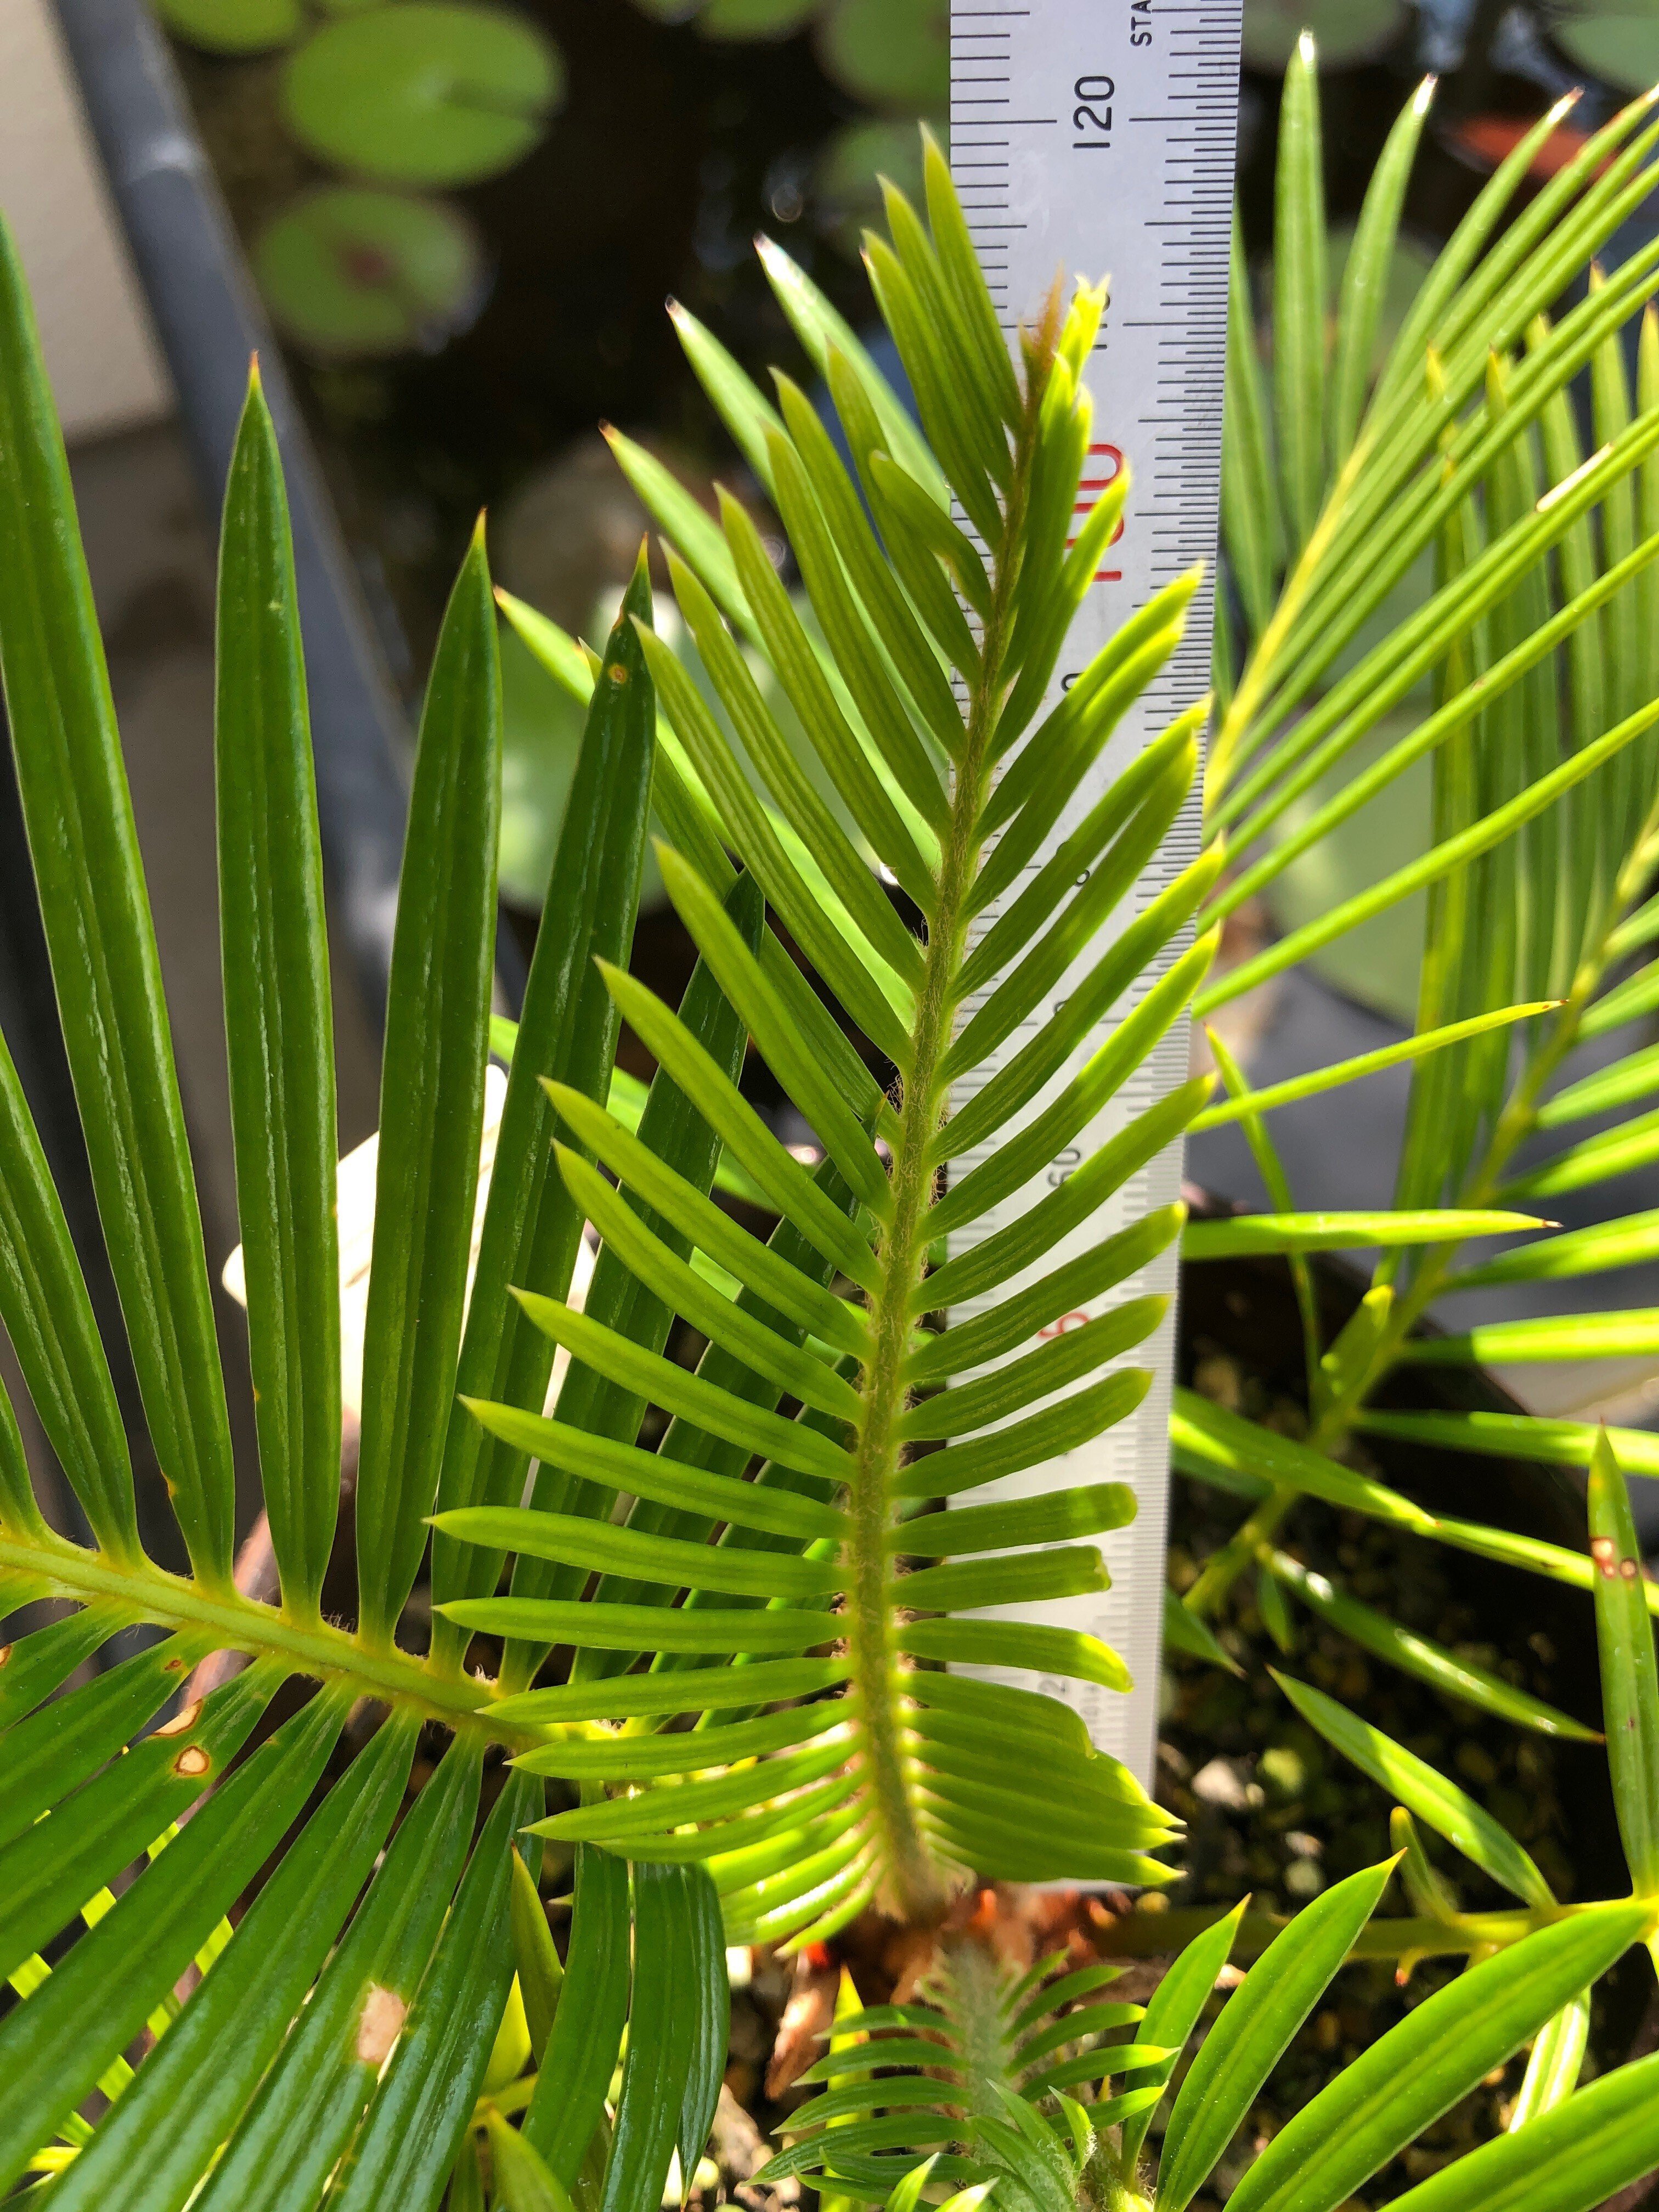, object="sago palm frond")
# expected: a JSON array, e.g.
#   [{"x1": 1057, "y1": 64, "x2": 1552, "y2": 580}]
[
  {"x1": 0, "y1": 246, "x2": 730, "y2": 2207},
  {"x1": 764, "y1": 1450, "x2": 1659, "y2": 2212},
  {"x1": 0, "y1": 138, "x2": 1213, "y2": 2197},
  {"x1": 1161, "y1": 46, "x2": 1659, "y2": 1790},
  {"x1": 432, "y1": 134, "x2": 1208, "y2": 1938}
]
